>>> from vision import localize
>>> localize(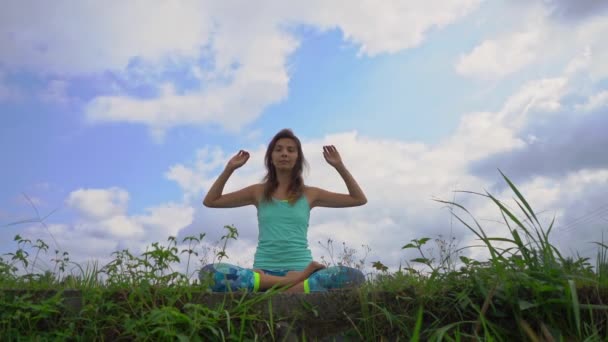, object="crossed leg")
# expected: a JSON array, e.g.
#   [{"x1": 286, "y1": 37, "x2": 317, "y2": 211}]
[
  {"x1": 199, "y1": 262, "x2": 365, "y2": 293},
  {"x1": 255, "y1": 261, "x2": 325, "y2": 291}
]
